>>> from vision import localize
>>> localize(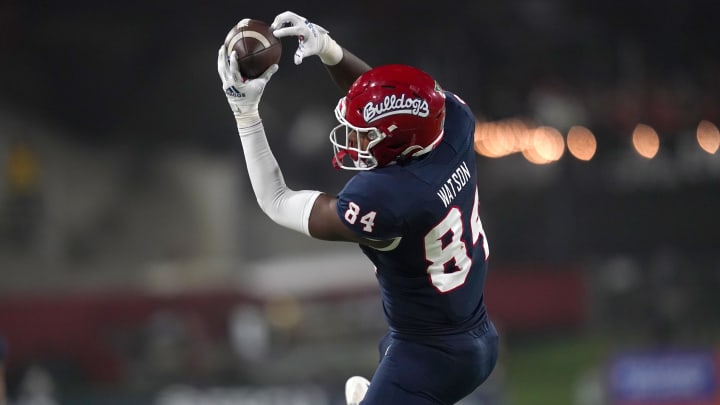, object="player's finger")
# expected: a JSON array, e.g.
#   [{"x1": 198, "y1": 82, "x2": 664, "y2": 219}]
[
  {"x1": 294, "y1": 51, "x2": 305, "y2": 65},
  {"x1": 217, "y1": 46, "x2": 228, "y2": 76},
  {"x1": 258, "y1": 64, "x2": 279, "y2": 81},
  {"x1": 272, "y1": 25, "x2": 305, "y2": 38},
  {"x1": 270, "y1": 11, "x2": 300, "y2": 30},
  {"x1": 228, "y1": 50, "x2": 243, "y2": 80}
]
